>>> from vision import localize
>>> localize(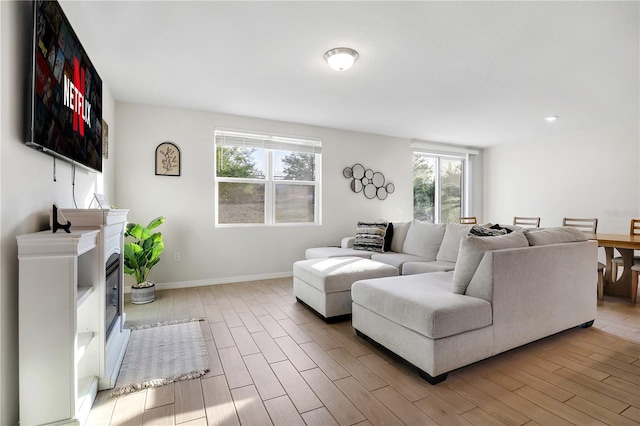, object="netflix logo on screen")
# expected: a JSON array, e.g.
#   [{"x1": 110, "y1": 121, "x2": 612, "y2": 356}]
[{"x1": 63, "y1": 58, "x2": 92, "y2": 136}]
